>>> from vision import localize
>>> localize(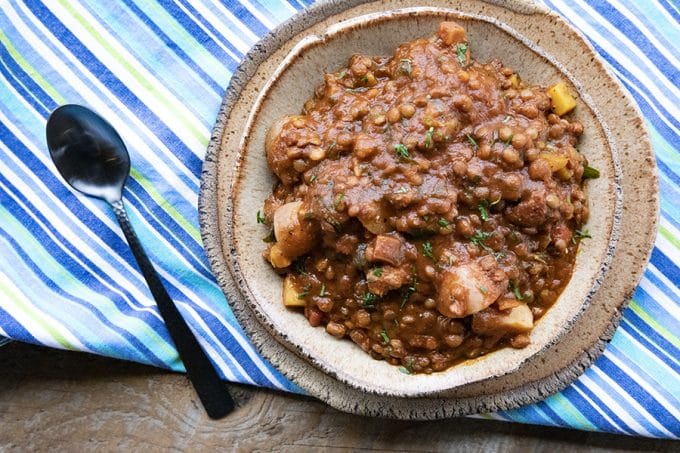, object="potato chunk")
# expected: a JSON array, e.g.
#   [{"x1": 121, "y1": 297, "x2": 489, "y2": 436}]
[
  {"x1": 268, "y1": 201, "x2": 317, "y2": 268},
  {"x1": 282, "y1": 275, "x2": 306, "y2": 307},
  {"x1": 547, "y1": 82, "x2": 576, "y2": 116},
  {"x1": 472, "y1": 304, "x2": 534, "y2": 334},
  {"x1": 437, "y1": 21, "x2": 467, "y2": 46},
  {"x1": 436, "y1": 257, "x2": 508, "y2": 318}
]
